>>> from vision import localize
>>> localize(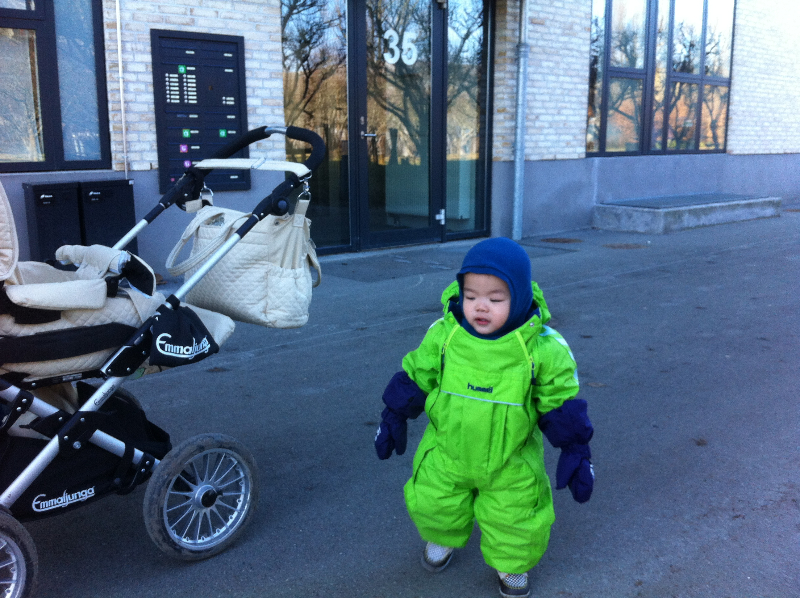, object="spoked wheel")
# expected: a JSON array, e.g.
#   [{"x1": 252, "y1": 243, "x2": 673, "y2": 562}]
[
  {"x1": 0, "y1": 510, "x2": 37, "y2": 598},
  {"x1": 143, "y1": 433, "x2": 258, "y2": 561}
]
